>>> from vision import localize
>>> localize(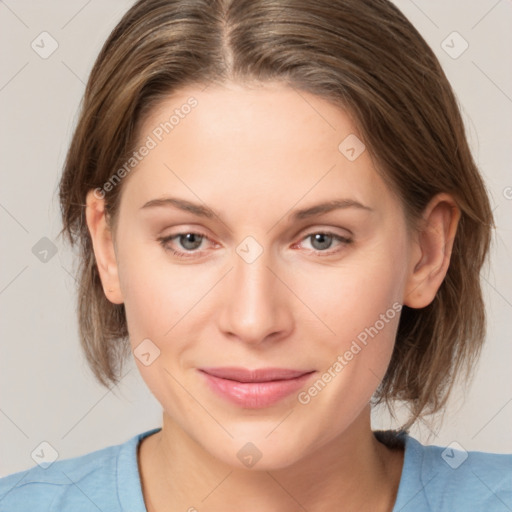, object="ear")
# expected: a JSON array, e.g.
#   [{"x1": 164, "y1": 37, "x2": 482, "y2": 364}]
[
  {"x1": 85, "y1": 189, "x2": 124, "y2": 304},
  {"x1": 403, "y1": 193, "x2": 461, "y2": 309}
]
